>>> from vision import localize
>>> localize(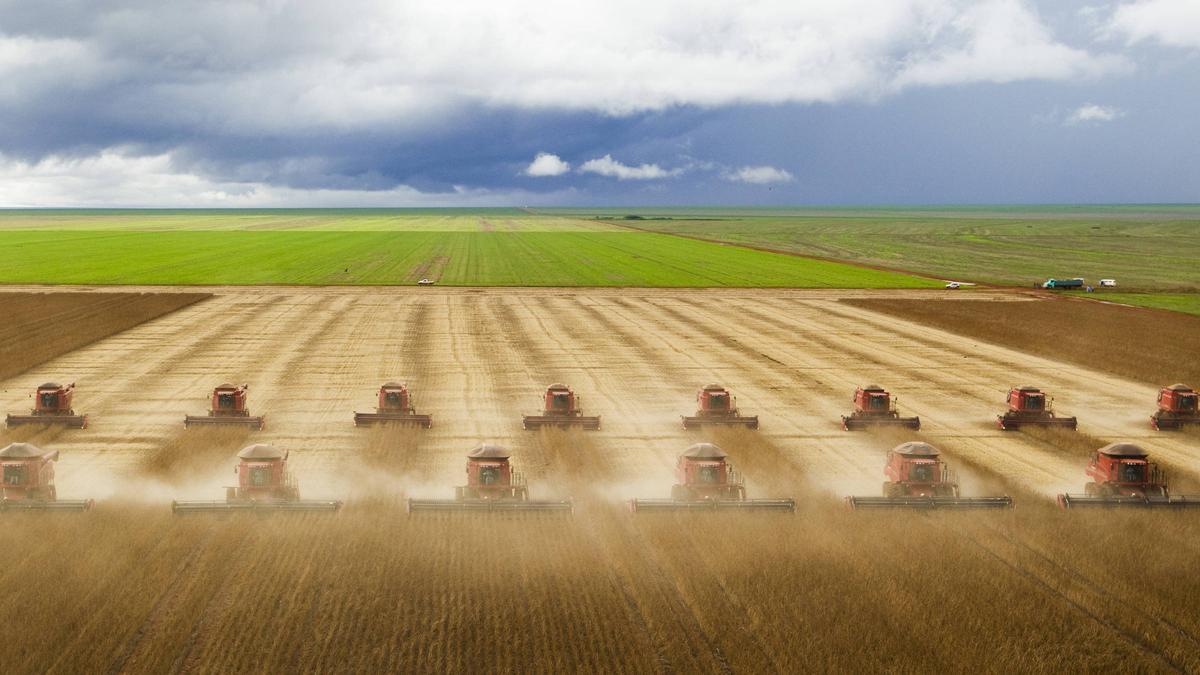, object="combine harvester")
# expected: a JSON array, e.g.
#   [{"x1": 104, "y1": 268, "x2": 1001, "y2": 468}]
[
  {"x1": 522, "y1": 384, "x2": 600, "y2": 431},
  {"x1": 0, "y1": 443, "x2": 93, "y2": 511},
  {"x1": 841, "y1": 385, "x2": 920, "y2": 431},
  {"x1": 682, "y1": 384, "x2": 758, "y2": 429},
  {"x1": 172, "y1": 444, "x2": 342, "y2": 513},
  {"x1": 629, "y1": 443, "x2": 793, "y2": 512},
  {"x1": 846, "y1": 442, "x2": 1011, "y2": 510},
  {"x1": 353, "y1": 382, "x2": 433, "y2": 428},
  {"x1": 184, "y1": 384, "x2": 264, "y2": 430},
  {"x1": 1151, "y1": 384, "x2": 1199, "y2": 431},
  {"x1": 1057, "y1": 443, "x2": 1200, "y2": 509},
  {"x1": 5, "y1": 382, "x2": 88, "y2": 429},
  {"x1": 996, "y1": 386, "x2": 1077, "y2": 430},
  {"x1": 408, "y1": 444, "x2": 573, "y2": 514}
]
